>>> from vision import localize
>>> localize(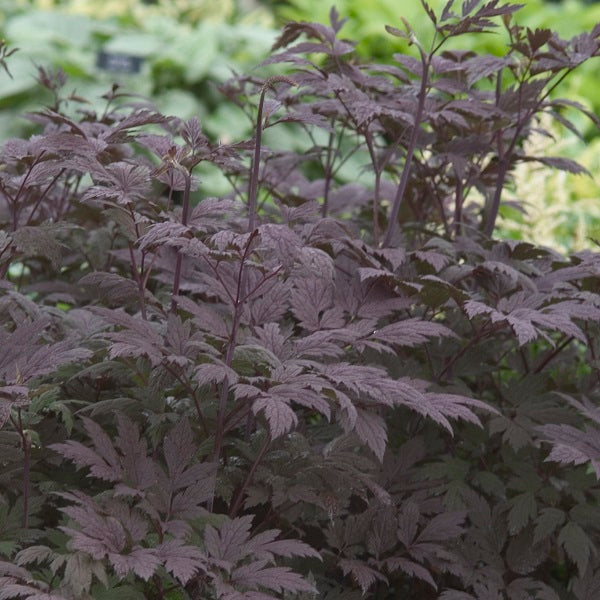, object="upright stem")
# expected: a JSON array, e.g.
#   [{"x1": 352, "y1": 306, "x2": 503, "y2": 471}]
[
  {"x1": 247, "y1": 76, "x2": 296, "y2": 232},
  {"x1": 26, "y1": 168, "x2": 65, "y2": 226},
  {"x1": 127, "y1": 203, "x2": 149, "y2": 321},
  {"x1": 229, "y1": 437, "x2": 270, "y2": 517},
  {"x1": 127, "y1": 242, "x2": 147, "y2": 320},
  {"x1": 247, "y1": 87, "x2": 267, "y2": 233},
  {"x1": 372, "y1": 171, "x2": 382, "y2": 245},
  {"x1": 482, "y1": 70, "x2": 509, "y2": 237},
  {"x1": 11, "y1": 153, "x2": 45, "y2": 232},
  {"x1": 533, "y1": 336, "x2": 574, "y2": 374},
  {"x1": 22, "y1": 433, "x2": 30, "y2": 529},
  {"x1": 12, "y1": 409, "x2": 30, "y2": 529},
  {"x1": 364, "y1": 134, "x2": 382, "y2": 245},
  {"x1": 321, "y1": 128, "x2": 335, "y2": 218},
  {"x1": 170, "y1": 170, "x2": 192, "y2": 313},
  {"x1": 483, "y1": 68, "x2": 572, "y2": 237},
  {"x1": 383, "y1": 50, "x2": 430, "y2": 247},
  {"x1": 210, "y1": 231, "x2": 258, "y2": 508},
  {"x1": 483, "y1": 158, "x2": 509, "y2": 237}
]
